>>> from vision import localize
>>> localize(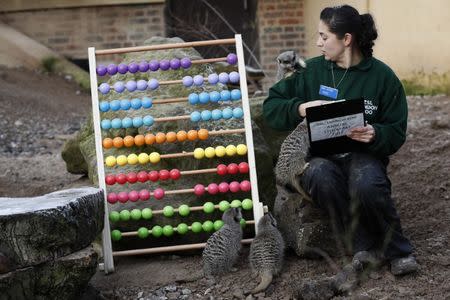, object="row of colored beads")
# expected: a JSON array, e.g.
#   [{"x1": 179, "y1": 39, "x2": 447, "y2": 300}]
[{"x1": 188, "y1": 89, "x2": 241, "y2": 105}]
